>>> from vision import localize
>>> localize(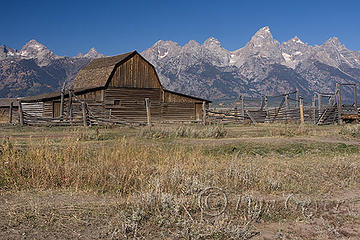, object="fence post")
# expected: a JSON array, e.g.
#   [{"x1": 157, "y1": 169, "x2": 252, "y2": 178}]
[
  {"x1": 82, "y1": 102, "x2": 87, "y2": 127},
  {"x1": 18, "y1": 99, "x2": 24, "y2": 126},
  {"x1": 296, "y1": 89, "x2": 300, "y2": 108},
  {"x1": 9, "y1": 101, "x2": 13, "y2": 124},
  {"x1": 312, "y1": 94, "x2": 316, "y2": 124},
  {"x1": 240, "y1": 95, "x2": 244, "y2": 121},
  {"x1": 68, "y1": 89, "x2": 73, "y2": 121},
  {"x1": 336, "y1": 84, "x2": 342, "y2": 124},
  {"x1": 354, "y1": 84, "x2": 358, "y2": 111},
  {"x1": 234, "y1": 107, "x2": 238, "y2": 122},
  {"x1": 260, "y1": 95, "x2": 265, "y2": 110},
  {"x1": 145, "y1": 98, "x2": 151, "y2": 127},
  {"x1": 285, "y1": 94, "x2": 289, "y2": 122},
  {"x1": 318, "y1": 93, "x2": 322, "y2": 119},
  {"x1": 202, "y1": 101, "x2": 206, "y2": 125},
  {"x1": 265, "y1": 96, "x2": 269, "y2": 122},
  {"x1": 300, "y1": 97, "x2": 305, "y2": 124},
  {"x1": 60, "y1": 88, "x2": 65, "y2": 120}
]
